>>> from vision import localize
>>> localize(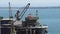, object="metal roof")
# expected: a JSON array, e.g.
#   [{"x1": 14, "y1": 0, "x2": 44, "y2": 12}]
[{"x1": 0, "y1": 18, "x2": 15, "y2": 20}]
